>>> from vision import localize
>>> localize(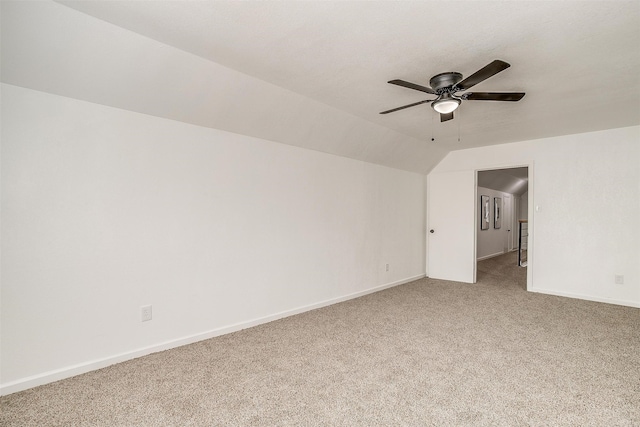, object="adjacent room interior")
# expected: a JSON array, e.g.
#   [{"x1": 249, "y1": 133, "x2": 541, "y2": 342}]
[
  {"x1": 476, "y1": 167, "x2": 529, "y2": 285},
  {"x1": 1, "y1": 1, "x2": 639, "y2": 425}
]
